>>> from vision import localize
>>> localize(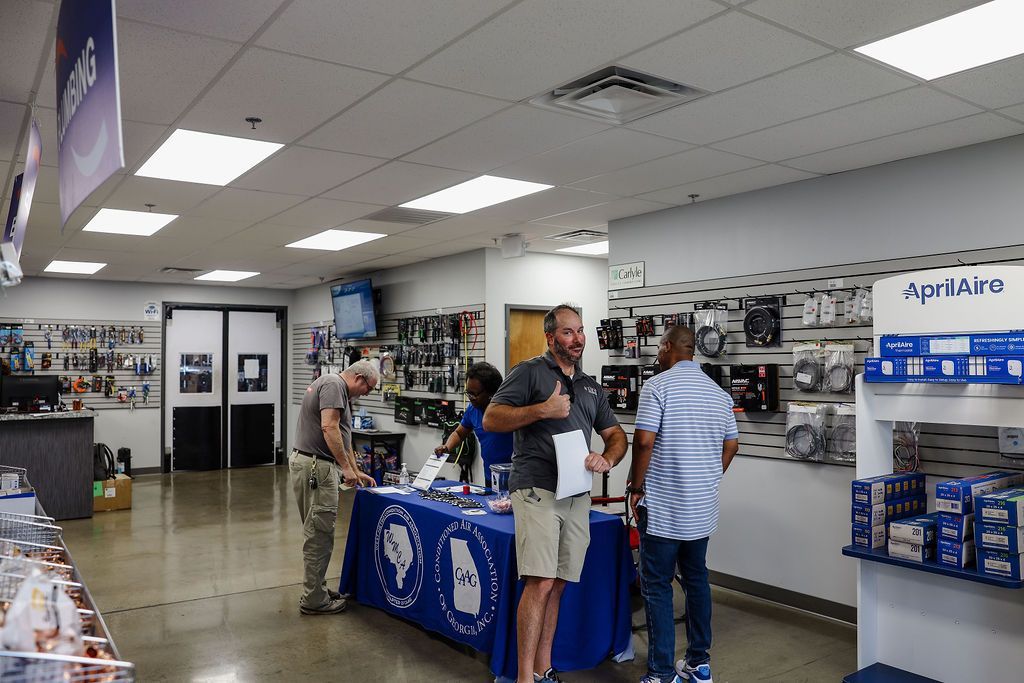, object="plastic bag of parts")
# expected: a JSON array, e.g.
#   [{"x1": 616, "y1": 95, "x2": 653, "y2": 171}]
[
  {"x1": 998, "y1": 426, "x2": 1024, "y2": 466},
  {"x1": 693, "y1": 303, "x2": 729, "y2": 358},
  {"x1": 0, "y1": 567, "x2": 83, "y2": 655},
  {"x1": 893, "y1": 421, "x2": 920, "y2": 472},
  {"x1": 785, "y1": 402, "x2": 829, "y2": 462},
  {"x1": 827, "y1": 403, "x2": 856, "y2": 463},
  {"x1": 823, "y1": 343, "x2": 856, "y2": 393},
  {"x1": 819, "y1": 293, "x2": 838, "y2": 326},
  {"x1": 792, "y1": 342, "x2": 823, "y2": 392},
  {"x1": 801, "y1": 294, "x2": 820, "y2": 327},
  {"x1": 856, "y1": 289, "x2": 873, "y2": 323}
]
